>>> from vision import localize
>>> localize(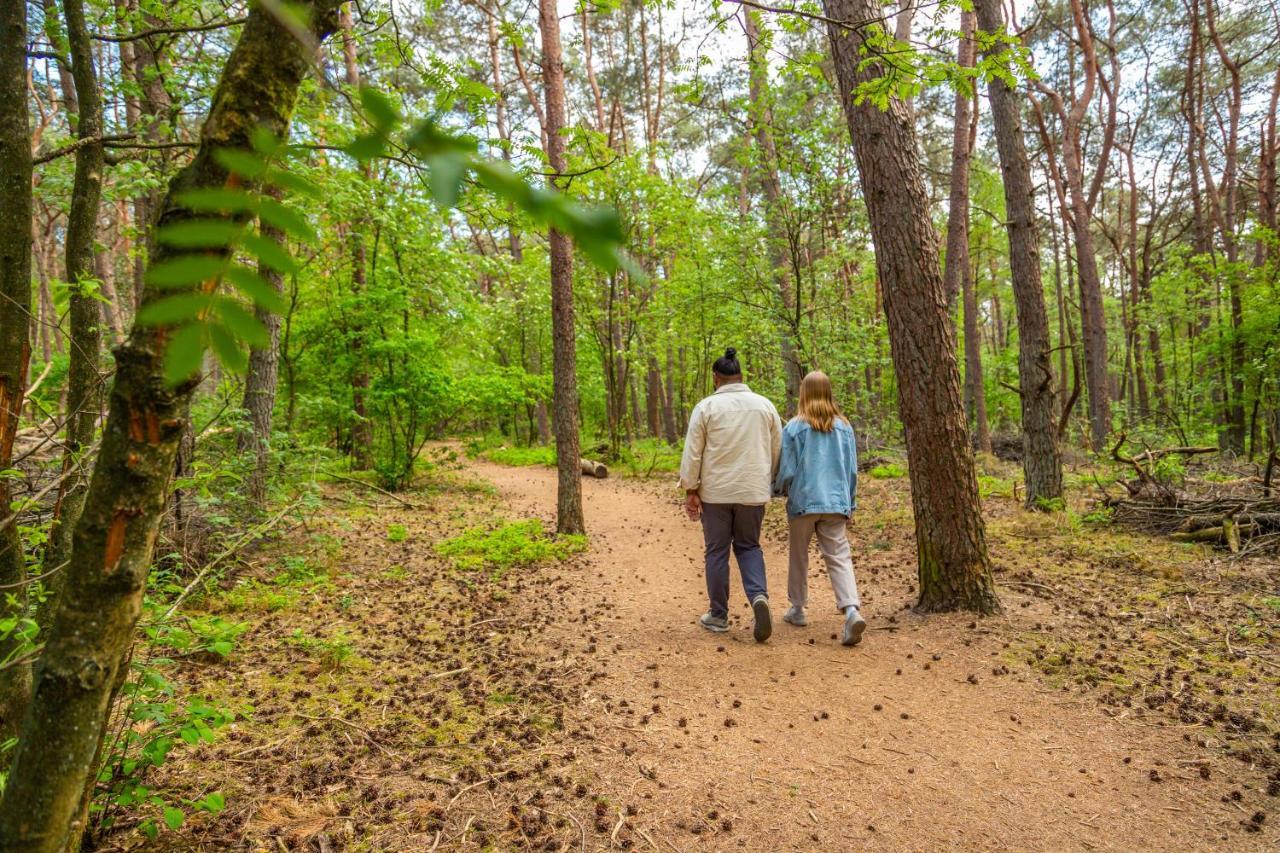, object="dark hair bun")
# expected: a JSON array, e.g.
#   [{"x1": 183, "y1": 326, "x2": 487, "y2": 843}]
[{"x1": 713, "y1": 347, "x2": 742, "y2": 376}]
